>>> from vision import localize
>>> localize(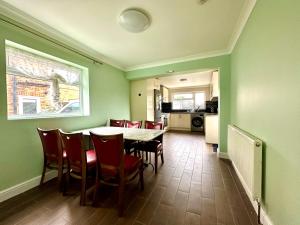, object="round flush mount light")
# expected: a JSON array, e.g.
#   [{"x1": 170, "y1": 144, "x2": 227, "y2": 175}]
[
  {"x1": 198, "y1": 0, "x2": 209, "y2": 5},
  {"x1": 119, "y1": 8, "x2": 151, "y2": 33}
]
